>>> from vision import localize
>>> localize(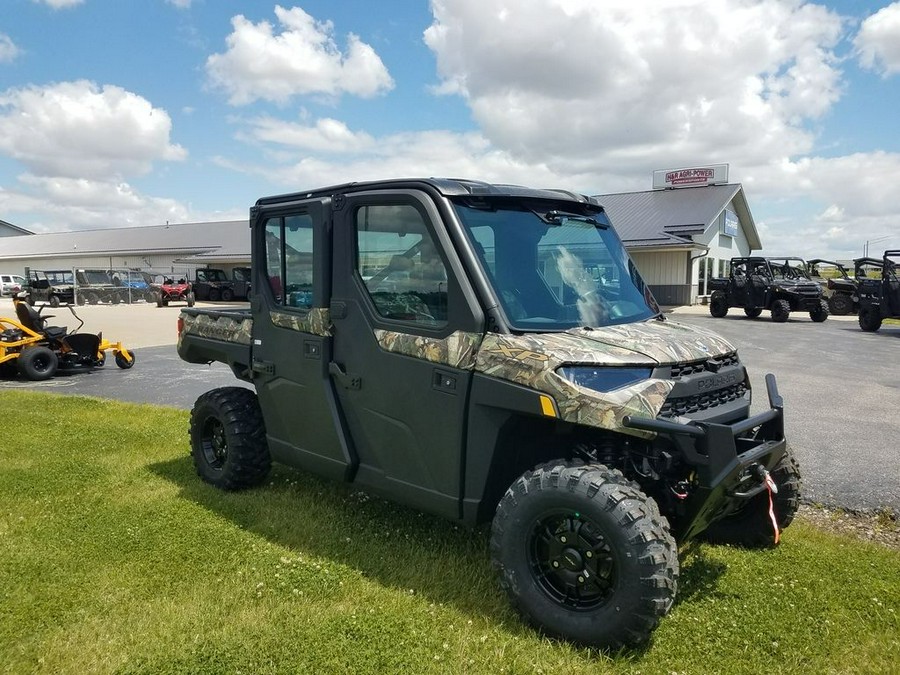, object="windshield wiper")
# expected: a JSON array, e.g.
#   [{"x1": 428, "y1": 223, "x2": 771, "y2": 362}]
[{"x1": 540, "y1": 210, "x2": 608, "y2": 228}]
